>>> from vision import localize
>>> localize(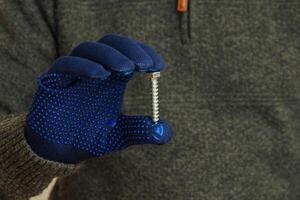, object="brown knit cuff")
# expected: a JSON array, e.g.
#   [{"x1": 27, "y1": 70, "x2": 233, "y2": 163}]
[{"x1": 0, "y1": 114, "x2": 78, "y2": 200}]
